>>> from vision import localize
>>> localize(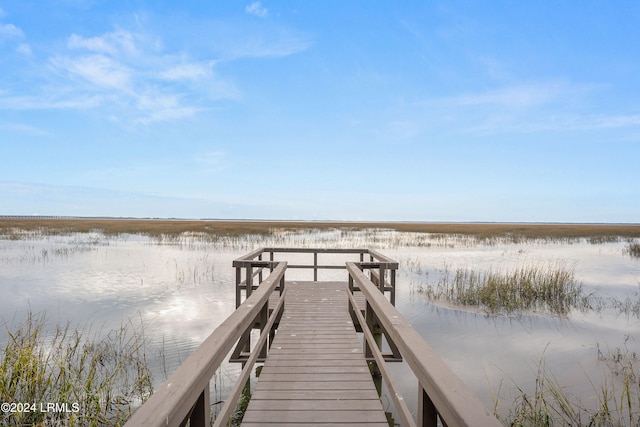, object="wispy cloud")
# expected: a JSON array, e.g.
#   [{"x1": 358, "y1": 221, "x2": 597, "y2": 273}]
[
  {"x1": 246, "y1": 2, "x2": 268, "y2": 18},
  {"x1": 0, "y1": 27, "x2": 236, "y2": 124},
  {"x1": 16, "y1": 43, "x2": 32, "y2": 56},
  {"x1": 0, "y1": 122, "x2": 50, "y2": 136},
  {"x1": 0, "y1": 23, "x2": 23, "y2": 39},
  {"x1": 67, "y1": 30, "x2": 137, "y2": 55},
  {"x1": 0, "y1": 14, "x2": 308, "y2": 125},
  {"x1": 406, "y1": 81, "x2": 640, "y2": 137},
  {"x1": 52, "y1": 54, "x2": 133, "y2": 89},
  {"x1": 445, "y1": 82, "x2": 584, "y2": 109}
]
